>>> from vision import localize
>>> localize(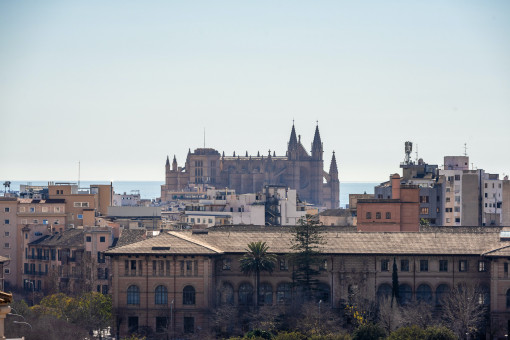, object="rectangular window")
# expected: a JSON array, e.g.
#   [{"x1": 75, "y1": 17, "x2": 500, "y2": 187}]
[
  {"x1": 400, "y1": 259, "x2": 409, "y2": 272},
  {"x1": 455, "y1": 175, "x2": 460, "y2": 181},
  {"x1": 194, "y1": 260, "x2": 198, "y2": 276},
  {"x1": 156, "y1": 317, "x2": 169, "y2": 333},
  {"x1": 478, "y1": 261, "x2": 487, "y2": 272},
  {"x1": 186, "y1": 260, "x2": 192, "y2": 276},
  {"x1": 439, "y1": 260, "x2": 448, "y2": 272},
  {"x1": 222, "y1": 258, "x2": 231, "y2": 270},
  {"x1": 100, "y1": 236, "x2": 105, "y2": 242},
  {"x1": 420, "y1": 260, "x2": 428, "y2": 272},
  {"x1": 4, "y1": 268, "x2": 10, "y2": 274},
  {"x1": 138, "y1": 260, "x2": 143, "y2": 276},
  {"x1": 86, "y1": 236, "x2": 91, "y2": 242},
  {"x1": 385, "y1": 212, "x2": 391, "y2": 219},
  {"x1": 455, "y1": 218, "x2": 461, "y2": 223},
  {"x1": 54, "y1": 207, "x2": 61, "y2": 213},
  {"x1": 454, "y1": 206, "x2": 460, "y2": 212},
  {"x1": 381, "y1": 259, "x2": 389, "y2": 272},
  {"x1": 375, "y1": 212, "x2": 381, "y2": 219},
  {"x1": 184, "y1": 317, "x2": 194, "y2": 333},
  {"x1": 280, "y1": 258, "x2": 288, "y2": 271},
  {"x1": 30, "y1": 207, "x2": 35, "y2": 213},
  {"x1": 4, "y1": 207, "x2": 9, "y2": 213},
  {"x1": 4, "y1": 232, "x2": 9, "y2": 237},
  {"x1": 166, "y1": 260, "x2": 171, "y2": 276},
  {"x1": 3, "y1": 219, "x2": 9, "y2": 225},
  {"x1": 180, "y1": 261, "x2": 184, "y2": 276},
  {"x1": 366, "y1": 212, "x2": 372, "y2": 219},
  {"x1": 459, "y1": 260, "x2": 468, "y2": 272},
  {"x1": 128, "y1": 317, "x2": 139, "y2": 334},
  {"x1": 42, "y1": 207, "x2": 48, "y2": 212},
  {"x1": 152, "y1": 261, "x2": 157, "y2": 276},
  {"x1": 319, "y1": 259, "x2": 327, "y2": 271},
  {"x1": 420, "y1": 207, "x2": 429, "y2": 215},
  {"x1": 455, "y1": 196, "x2": 460, "y2": 203},
  {"x1": 505, "y1": 263, "x2": 509, "y2": 278},
  {"x1": 420, "y1": 196, "x2": 429, "y2": 203},
  {"x1": 77, "y1": 214, "x2": 83, "y2": 219}
]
